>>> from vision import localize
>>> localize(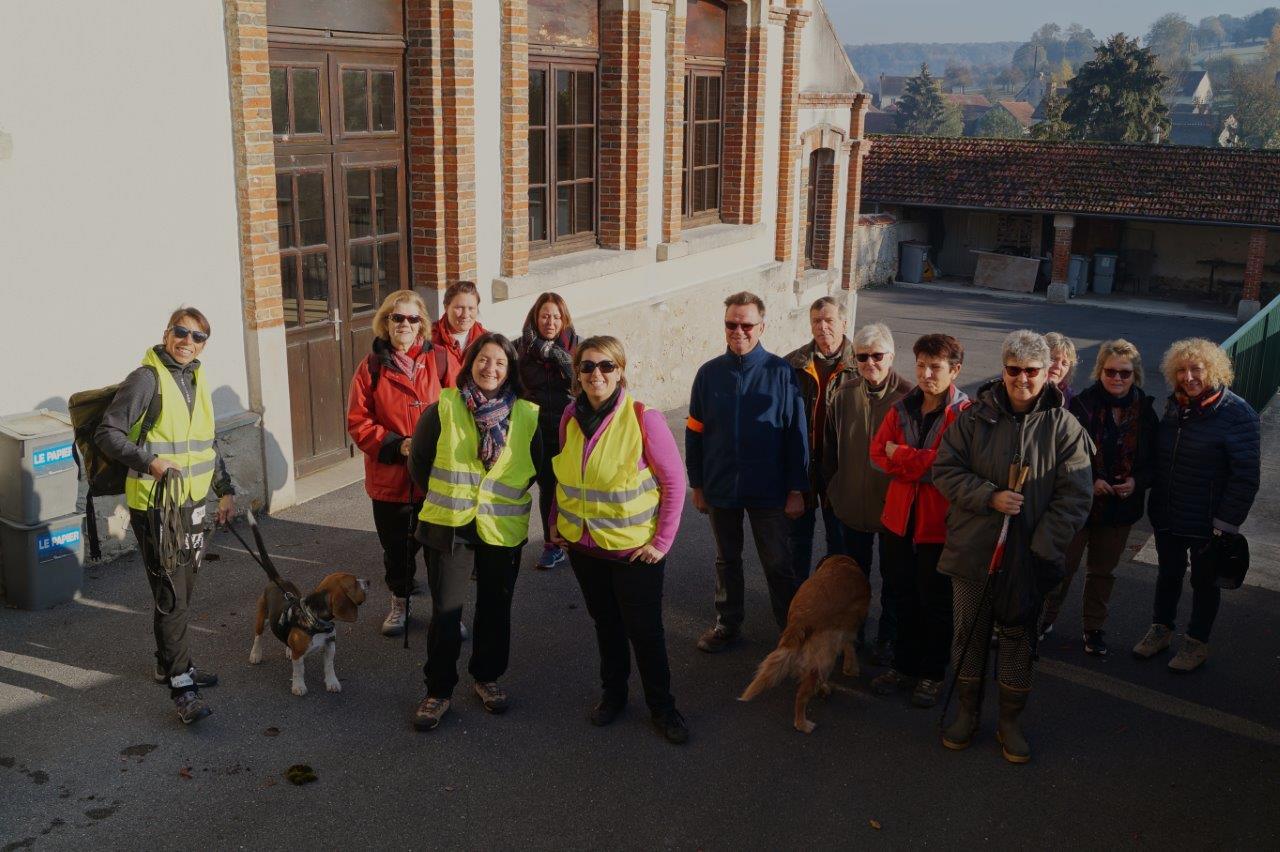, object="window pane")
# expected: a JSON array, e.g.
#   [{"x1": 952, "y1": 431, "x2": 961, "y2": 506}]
[
  {"x1": 694, "y1": 168, "x2": 706, "y2": 212},
  {"x1": 376, "y1": 168, "x2": 398, "y2": 235},
  {"x1": 270, "y1": 67, "x2": 289, "y2": 135},
  {"x1": 556, "y1": 185, "x2": 571, "y2": 239},
  {"x1": 372, "y1": 71, "x2": 395, "y2": 131},
  {"x1": 575, "y1": 127, "x2": 593, "y2": 179},
  {"x1": 576, "y1": 71, "x2": 594, "y2": 124},
  {"x1": 707, "y1": 168, "x2": 720, "y2": 210},
  {"x1": 529, "y1": 187, "x2": 547, "y2": 242},
  {"x1": 297, "y1": 172, "x2": 327, "y2": 246},
  {"x1": 707, "y1": 123, "x2": 720, "y2": 167},
  {"x1": 378, "y1": 240, "x2": 401, "y2": 293},
  {"x1": 556, "y1": 70, "x2": 573, "y2": 125},
  {"x1": 557, "y1": 128, "x2": 572, "y2": 181},
  {"x1": 696, "y1": 75, "x2": 709, "y2": 121},
  {"x1": 343, "y1": 70, "x2": 368, "y2": 132},
  {"x1": 708, "y1": 75, "x2": 722, "y2": 118},
  {"x1": 575, "y1": 183, "x2": 593, "y2": 234},
  {"x1": 349, "y1": 243, "x2": 375, "y2": 316},
  {"x1": 276, "y1": 174, "x2": 295, "y2": 249},
  {"x1": 529, "y1": 69, "x2": 546, "y2": 127},
  {"x1": 282, "y1": 255, "x2": 300, "y2": 327},
  {"x1": 301, "y1": 253, "x2": 330, "y2": 322},
  {"x1": 529, "y1": 129, "x2": 546, "y2": 185},
  {"x1": 293, "y1": 68, "x2": 321, "y2": 134},
  {"x1": 694, "y1": 123, "x2": 707, "y2": 168},
  {"x1": 346, "y1": 169, "x2": 372, "y2": 239}
]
